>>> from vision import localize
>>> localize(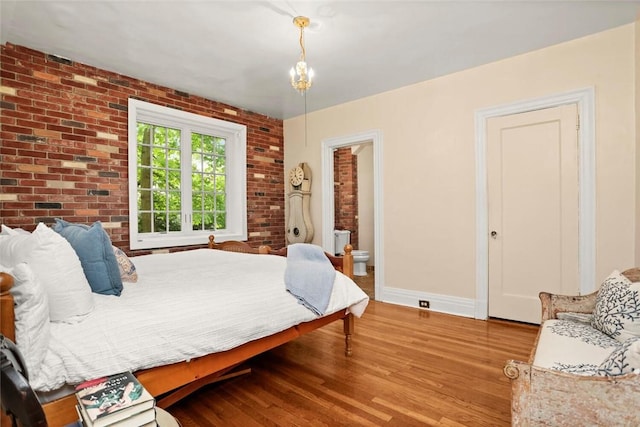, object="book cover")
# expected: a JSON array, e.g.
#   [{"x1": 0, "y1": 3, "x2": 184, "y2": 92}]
[{"x1": 75, "y1": 372, "x2": 155, "y2": 427}]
